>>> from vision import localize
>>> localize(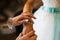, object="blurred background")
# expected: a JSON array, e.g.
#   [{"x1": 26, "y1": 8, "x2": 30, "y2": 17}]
[{"x1": 0, "y1": 0, "x2": 43, "y2": 40}]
